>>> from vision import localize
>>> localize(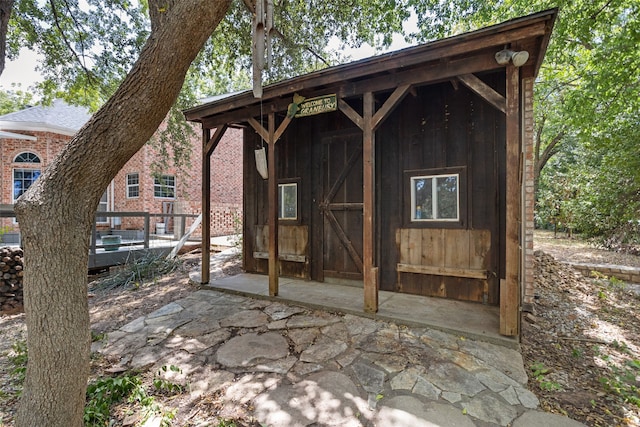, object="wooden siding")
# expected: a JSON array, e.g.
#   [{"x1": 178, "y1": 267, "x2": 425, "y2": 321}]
[
  {"x1": 395, "y1": 228, "x2": 492, "y2": 303},
  {"x1": 377, "y1": 74, "x2": 505, "y2": 304},
  {"x1": 243, "y1": 71, "x2": 506, "y2": 304}
]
